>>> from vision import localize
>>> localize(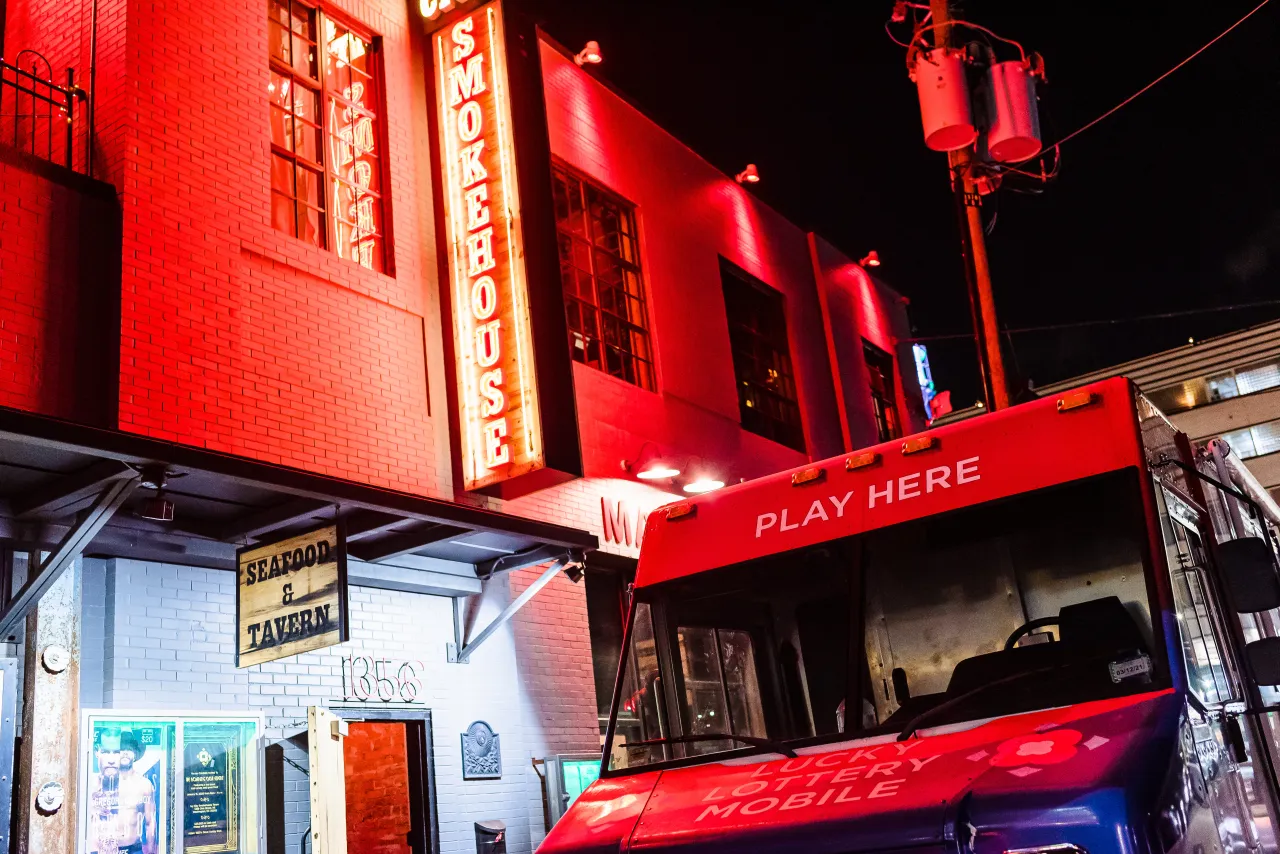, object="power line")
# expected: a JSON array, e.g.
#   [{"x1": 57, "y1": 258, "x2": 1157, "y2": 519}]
[
  {"x1": 1024, "y1": 0, "x2": 1274, "y2": 160},
  {"x1": 906, "y1": 299, "x2": 1280, "y2": 342}
]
